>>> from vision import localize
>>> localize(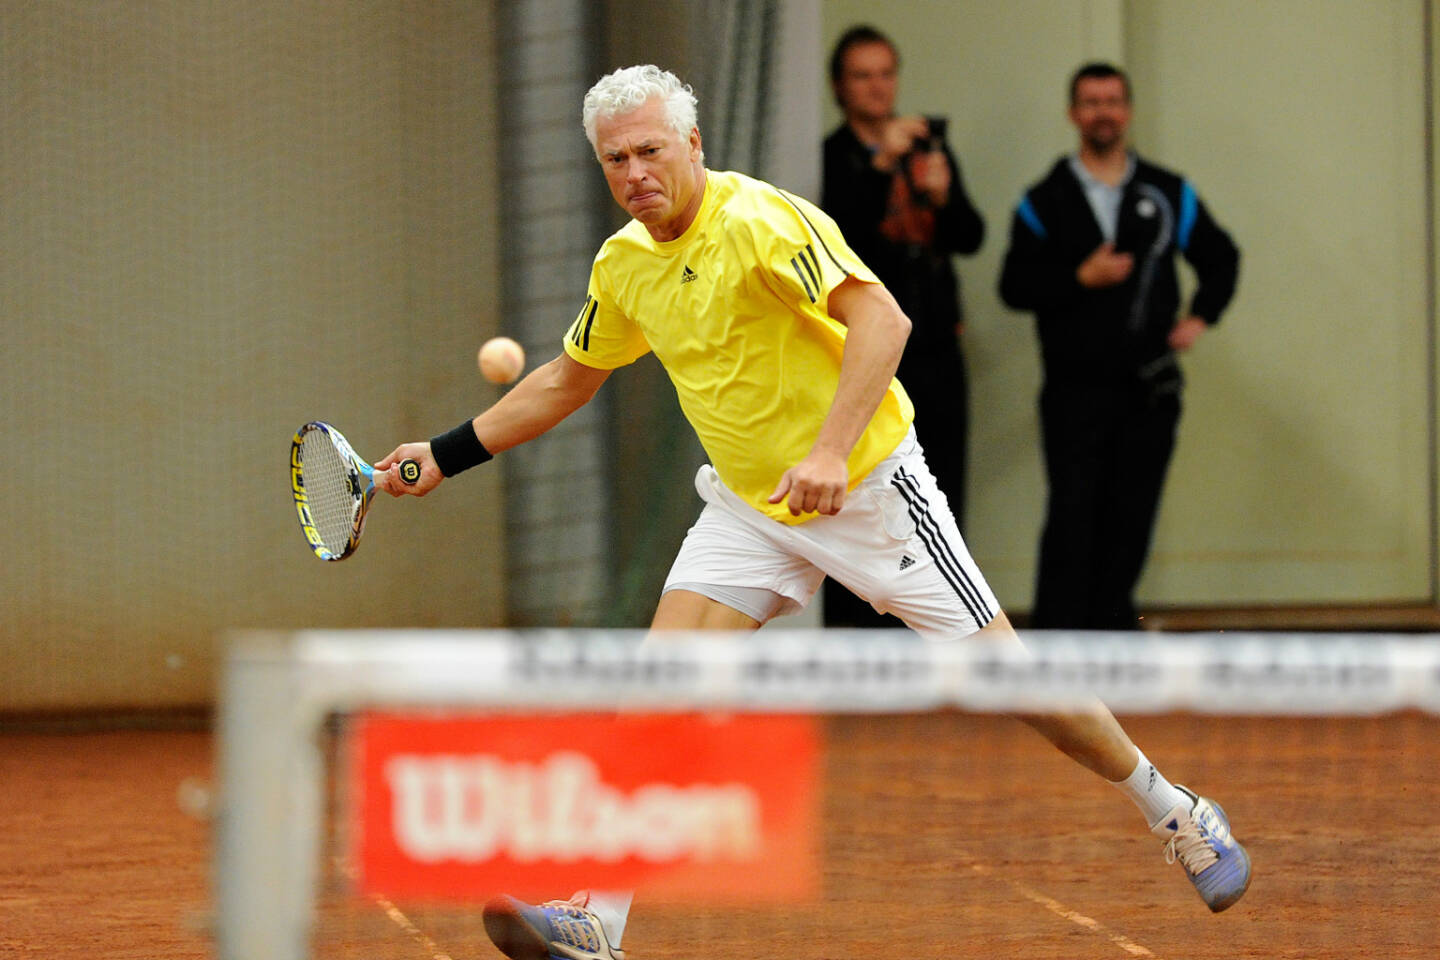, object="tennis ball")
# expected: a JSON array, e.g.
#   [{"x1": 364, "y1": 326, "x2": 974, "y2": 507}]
[{"x1": 478, "y1": 336, "x2": 525, "y2": 384}]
